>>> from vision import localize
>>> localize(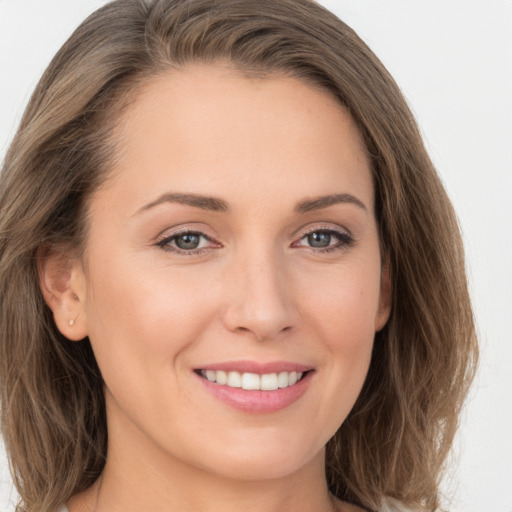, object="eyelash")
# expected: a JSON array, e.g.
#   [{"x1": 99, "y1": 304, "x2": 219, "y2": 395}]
[{"x1": 155, "y1": 227, "x2": 354, "y2": 255}]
